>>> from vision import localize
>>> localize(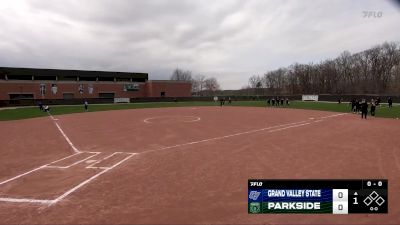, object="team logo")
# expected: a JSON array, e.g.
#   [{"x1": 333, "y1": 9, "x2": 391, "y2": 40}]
[
  {"x1": 249, "y1": 191, "x2": 261, "y2": 201},
  {"x1": 249, "y1": 202, "x2": 261, "y2": 213}
]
